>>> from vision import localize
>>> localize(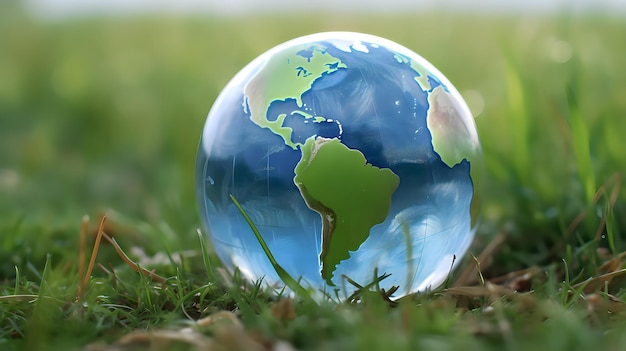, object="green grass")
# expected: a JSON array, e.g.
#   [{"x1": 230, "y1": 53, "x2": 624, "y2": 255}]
[{"x1": 1, "y1": 2, "x2": 626, "y2": 350}]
